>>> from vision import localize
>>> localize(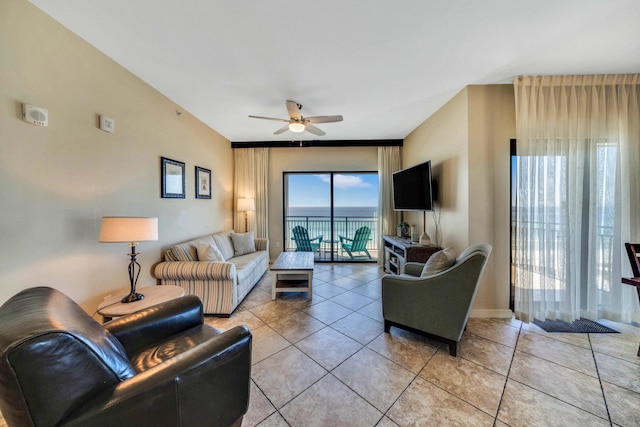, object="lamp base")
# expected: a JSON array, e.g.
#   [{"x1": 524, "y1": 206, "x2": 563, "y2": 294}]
[
  {"x1": 121, "y1": 292, "x2": 144, "y2": 303},
  {"x1": 419, "y1": 232, "x2": 431, "y2": 246}
]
